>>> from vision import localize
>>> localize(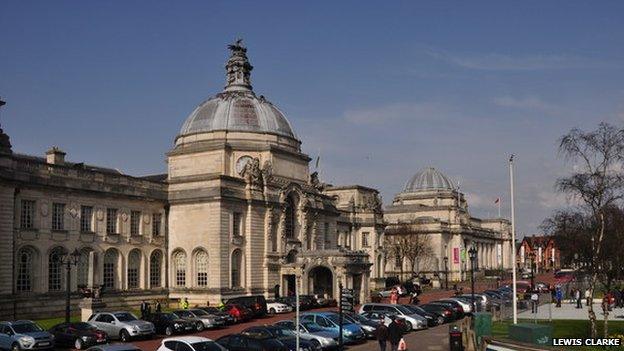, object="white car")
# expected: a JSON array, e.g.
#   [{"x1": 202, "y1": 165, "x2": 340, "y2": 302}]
[
  {"x1": 266, "y1": 301, "x2": 293, "y2": 314},
  {"x1": 157, "y1": 336, "x2": 226, "y2": 351},
  {"x1": 358, "y1": 303, "x2": 427, "y2": 331}
]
